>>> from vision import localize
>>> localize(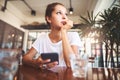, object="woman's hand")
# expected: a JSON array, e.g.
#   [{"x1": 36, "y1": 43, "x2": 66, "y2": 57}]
[
  {"x1": 46, "y1": 61, "x2": 58, "y2": 69},
  {"x1": 61, "y1": 20, "x2": 73, "y2": 31},
  {"x1": 35, "y1": 56, "x2": 50, "y2": 68},
  {"x1": 36, "y1": 57, "x2": 58, "y2": 69}
]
